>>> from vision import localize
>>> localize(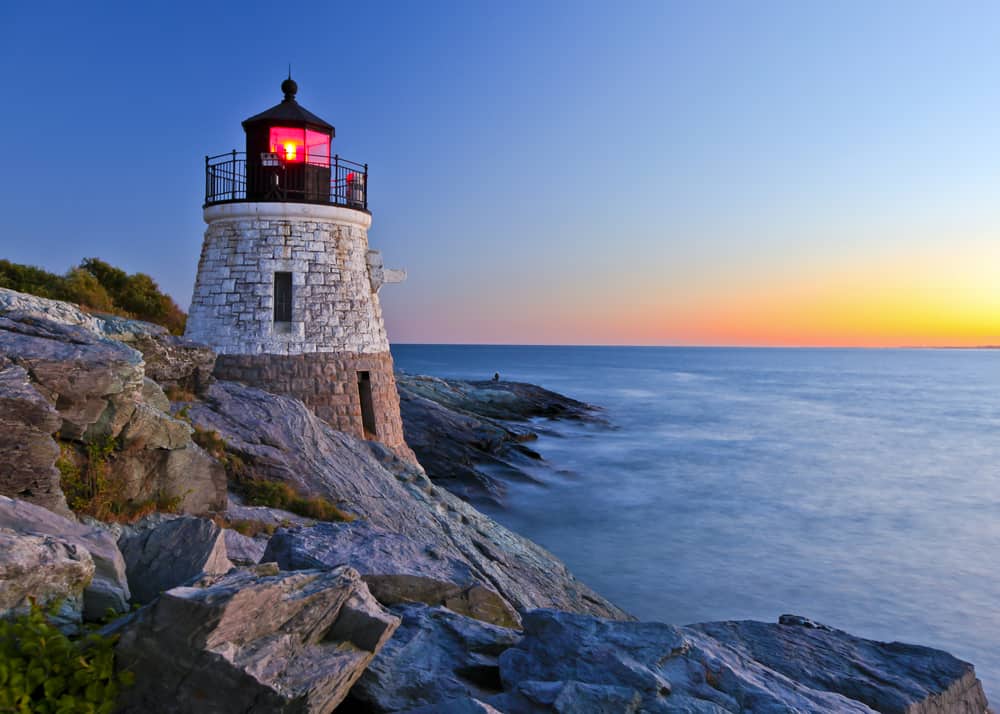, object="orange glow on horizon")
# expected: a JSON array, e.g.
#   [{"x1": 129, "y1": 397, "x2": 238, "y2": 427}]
[{"x1": 395, "y1": 245, "x2": 1000, "y2": 348}]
